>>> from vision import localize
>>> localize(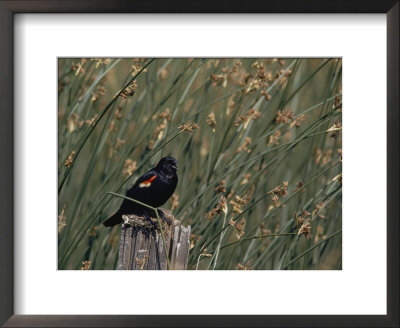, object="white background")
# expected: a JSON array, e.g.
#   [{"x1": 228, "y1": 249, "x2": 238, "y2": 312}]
[{"x1": 14, "y1": 14, "x2": 387, "y2": 315}]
